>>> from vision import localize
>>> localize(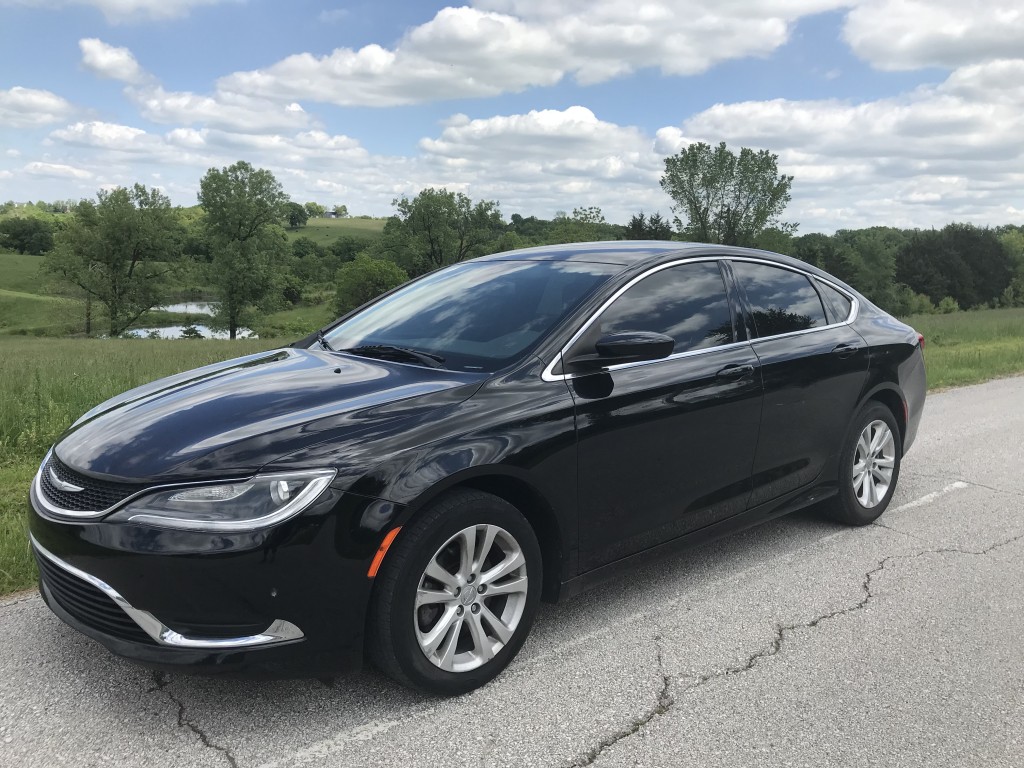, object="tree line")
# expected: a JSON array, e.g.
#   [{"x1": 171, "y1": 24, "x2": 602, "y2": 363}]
[{"x1": 2, "y1": 145, "x2": 1022, "y2": 340}]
